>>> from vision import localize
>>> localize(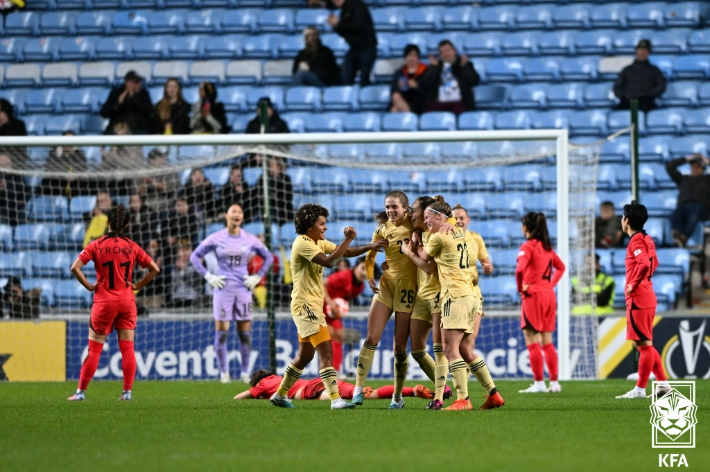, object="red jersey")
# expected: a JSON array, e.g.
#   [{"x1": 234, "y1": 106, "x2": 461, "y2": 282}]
[
  {"x1": 79, "y1": 233, "x2": 153, "y2": 303},
  {"x1": 625, "y1": 231, "x2": 658, "y2": 308},
  {"x1": 515, "y1": 239, "x2": 566, "y2": 294},
  {"x1": 249, "y1": 375, "x2": 308, "y2": 399},
  {"x1": 323, "y1": 269, "x2": 365, "y2": 311}
]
